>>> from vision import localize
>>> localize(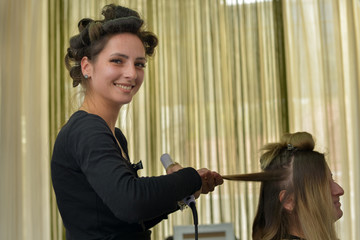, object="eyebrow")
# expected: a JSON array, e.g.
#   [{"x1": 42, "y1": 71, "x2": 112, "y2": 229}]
[{"x1": 110, "y1": 53, "x2": 147, "y2": 61}]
